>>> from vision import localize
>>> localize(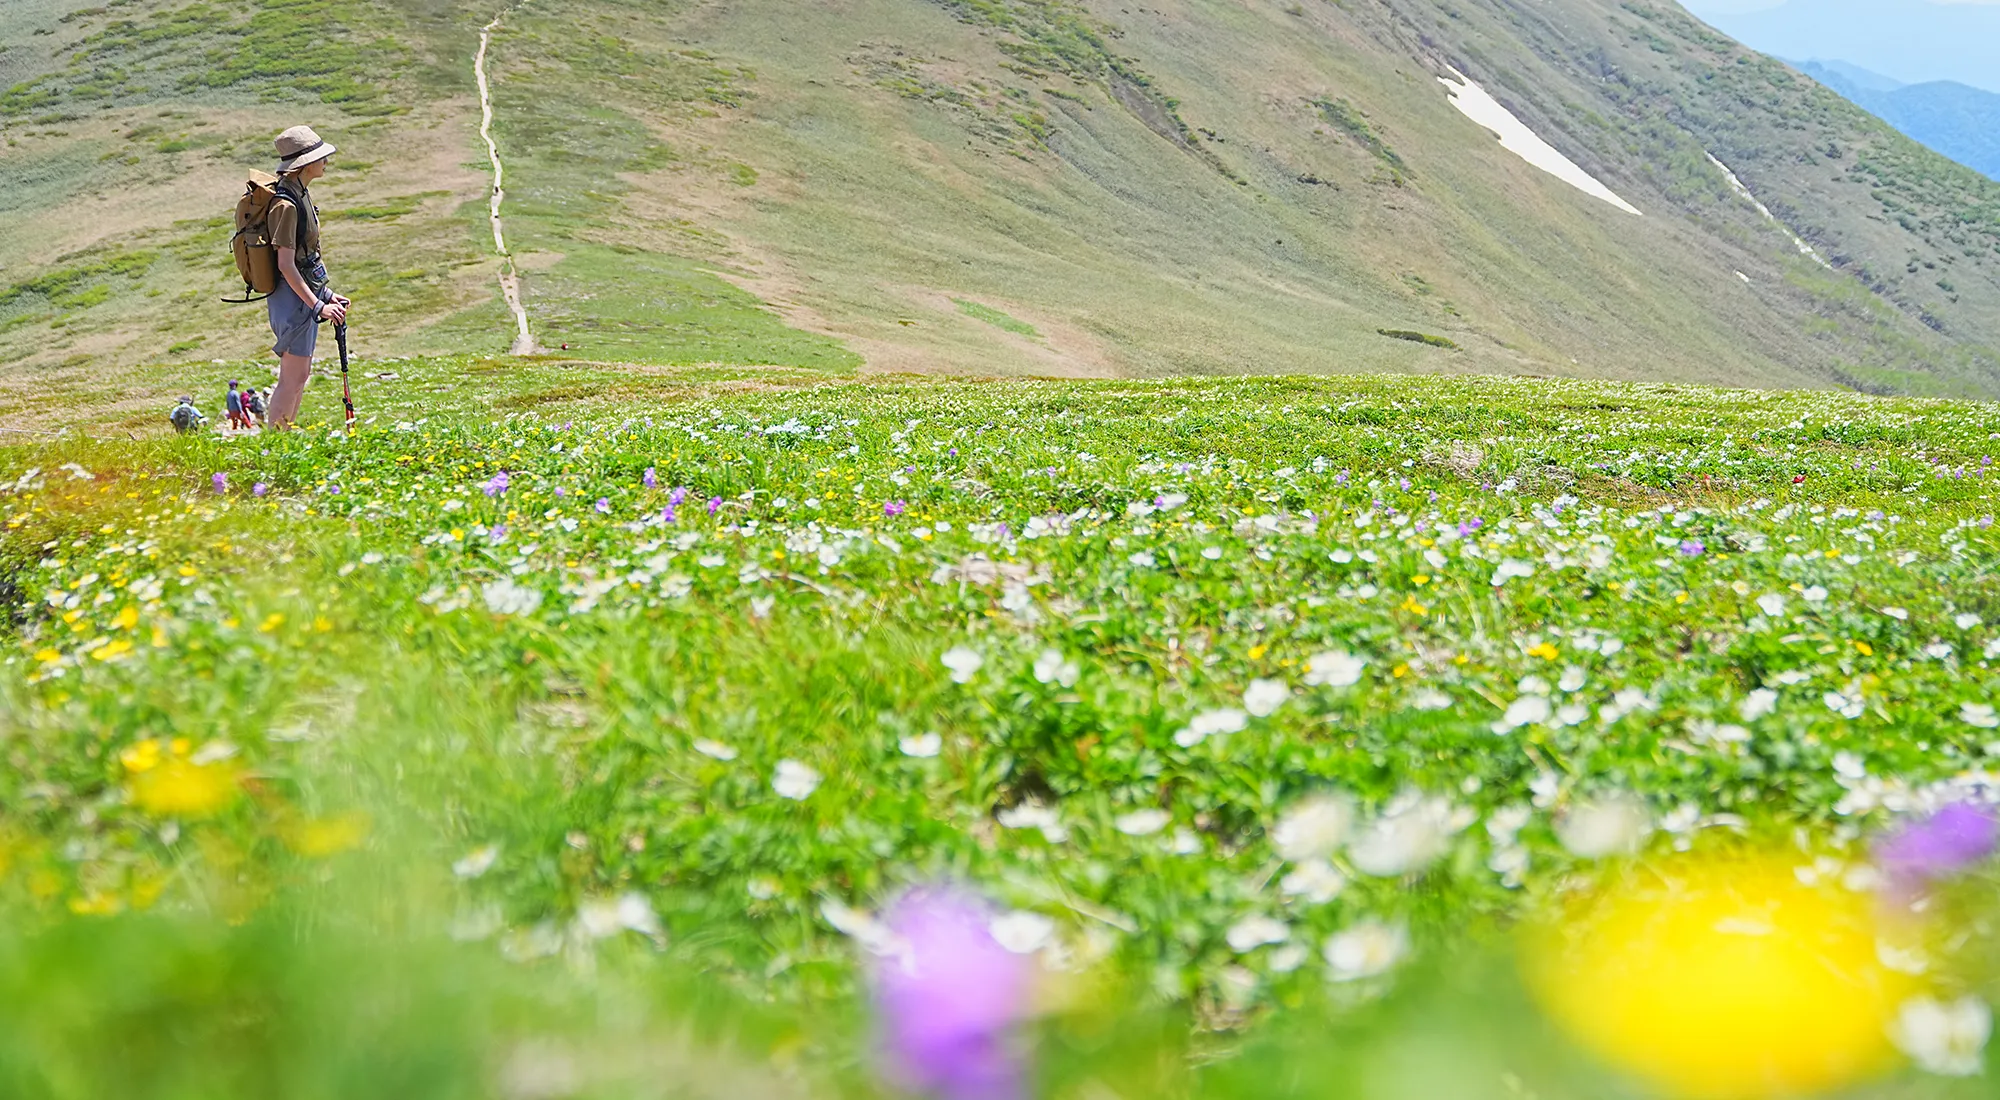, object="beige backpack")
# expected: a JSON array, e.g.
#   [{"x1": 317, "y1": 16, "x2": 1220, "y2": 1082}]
[{"x1": 226, "y1": 171, "x2": 296, "y2": 302}]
